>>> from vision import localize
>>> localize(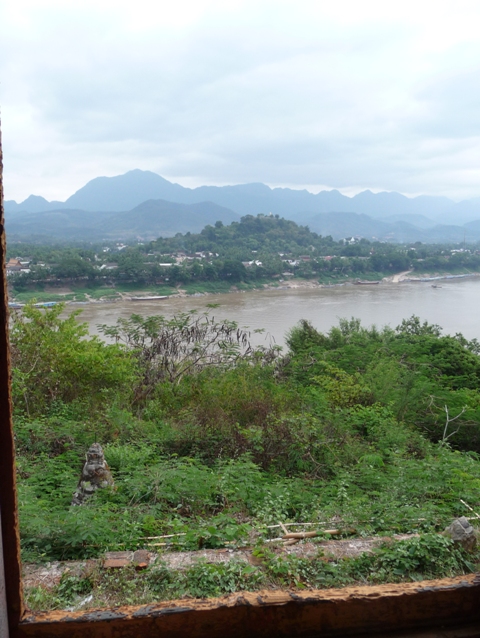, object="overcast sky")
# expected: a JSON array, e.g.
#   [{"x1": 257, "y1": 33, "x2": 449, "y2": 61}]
[{"x1": 2, "y1": 0, "x2": 480, "y2": 202}]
